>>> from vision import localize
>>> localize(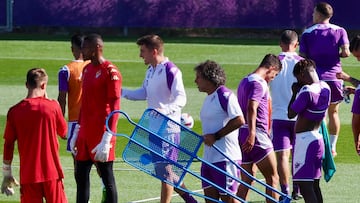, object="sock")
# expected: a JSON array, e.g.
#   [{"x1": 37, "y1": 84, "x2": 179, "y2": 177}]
[
  {"x1": 292, "y1": 184, "x2": 300, "y2": 194},
  {"x1": 180, "y1": 192, "x2": 198, "y2": 203},
  {"x1": 280, "y1": 184, "x2": 289, "y2": 194},
  {"x1": 329, "y1": 134, "x2": 338, "y2": 151}
]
